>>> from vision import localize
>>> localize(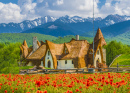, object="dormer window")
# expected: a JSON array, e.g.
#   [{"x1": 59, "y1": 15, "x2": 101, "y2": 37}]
[
  {"x1": 64, "y1": 47, "x2": 68, "y2": 54},
  {"x1": 48, "y1": 51, "x2": 50, "y2": 56}
]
